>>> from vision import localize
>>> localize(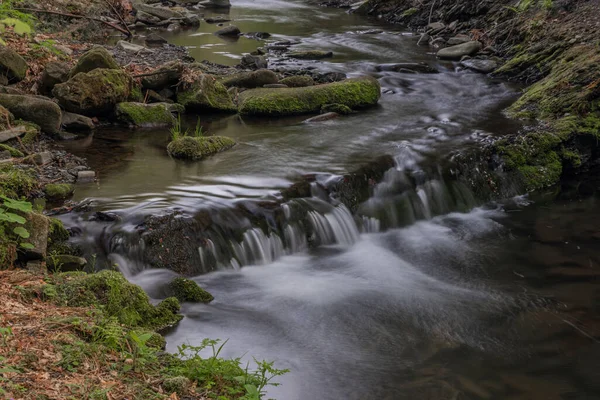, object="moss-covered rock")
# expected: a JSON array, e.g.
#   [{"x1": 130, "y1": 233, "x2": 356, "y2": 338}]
[
  {"x1": 288, "y1": 50, "x2": 333, "y2": 60},
  {"x1": 0, "y1": 144, "x2": 23, "y2": 158},
  {"x1": 141, "y1": 61, "x2": 186, "y2": 90},
  {"x1": 0, "y1": 45, "x2": 28, "y2": 82},
  {"x1": 238, "y1": 76, "x2": 381, "y2": 116},
  {"x1": 167, "y1": 136, "x2": 236, "y2": 160},
  {"x1": 53, "y1": 69, "x2": 133, "y2": 116},
  {"x1": 0, "y1": 94, "x2": 62, "y2": 134},
  {"x1": 44, "y1": 183, "x2": 75, "y2": 201},
  {"x1": 69, "y1": 47, "x2": 119, "y2": 77},
  {"x1": 40, "y1": 61, "x2": 70, "y2": 95},
  {"x1": 280, "y1": 75, "x2": 315, "y2": 88},
  {"x1": 177, "y1": 75, "x2": 237, "y2": 112},
  {"x1": 221, "y1": 69, "x2": 278, "y2": 89},
  {"x1": 48, "y1": 218, "x2": 70, "y2": 244},
  {"x1": 51, "y1": 270, "x2": 183, "y2": 330},
  {"x1": 17, "y1": 120, "x2": 41, "y2": 145},
  {"x1": 115, "y1": 102, "x2": 183, "y2": 127},
  {"x1": 0, "y1": 164, "x2": 37, "y2": 198},
  {"x1": 167, "y1": 277, "x2": 214, "y2": 303},
  {"x1": 321, "y1": 103, "x2": 353, "y2": 115},
  {"x1": 162, "y1": 376, "x2": 191, "y2": 396}
]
